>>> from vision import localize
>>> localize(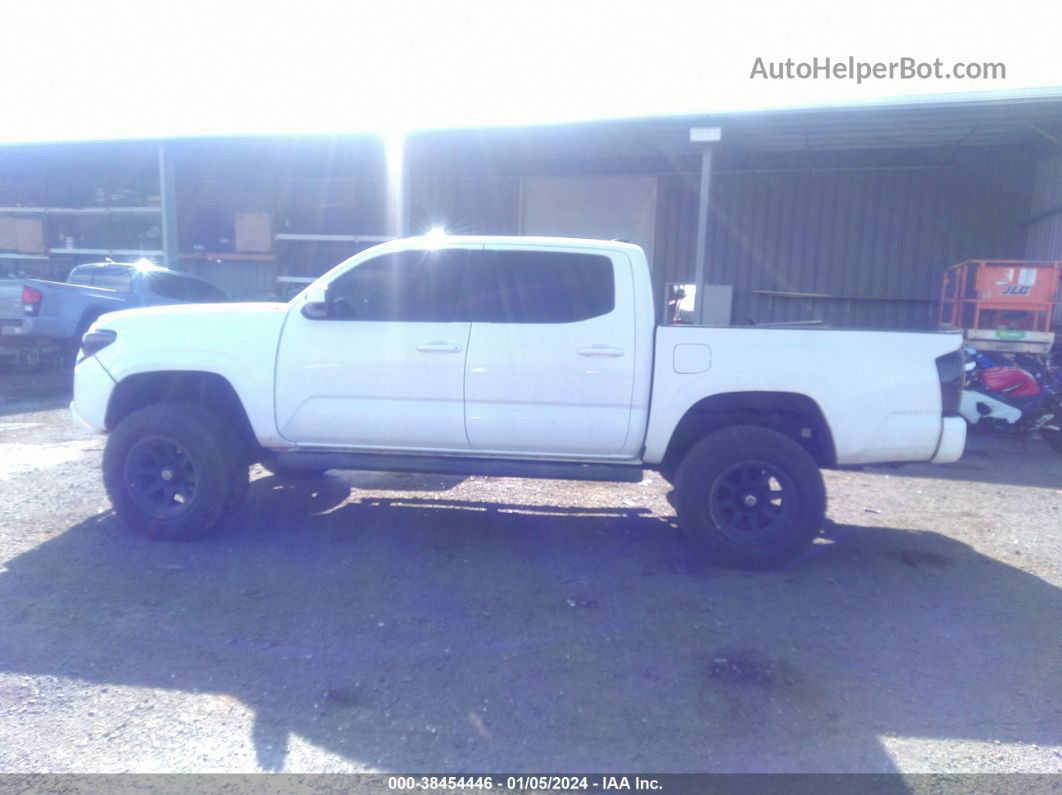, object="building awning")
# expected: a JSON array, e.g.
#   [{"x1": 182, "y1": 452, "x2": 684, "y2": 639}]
[{"x1": 410, "y1": 90, "x2": 1062, "y2": 161}]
